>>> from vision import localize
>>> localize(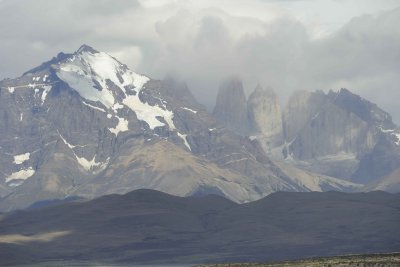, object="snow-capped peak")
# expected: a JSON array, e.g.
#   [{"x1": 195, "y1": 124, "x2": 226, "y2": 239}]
[
  {"x1": 56, "y1": 46, "x2": 149, "y2": 109},
  {"x1": 55, "y1": 45, "x2": 178, "y2": 134}
]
